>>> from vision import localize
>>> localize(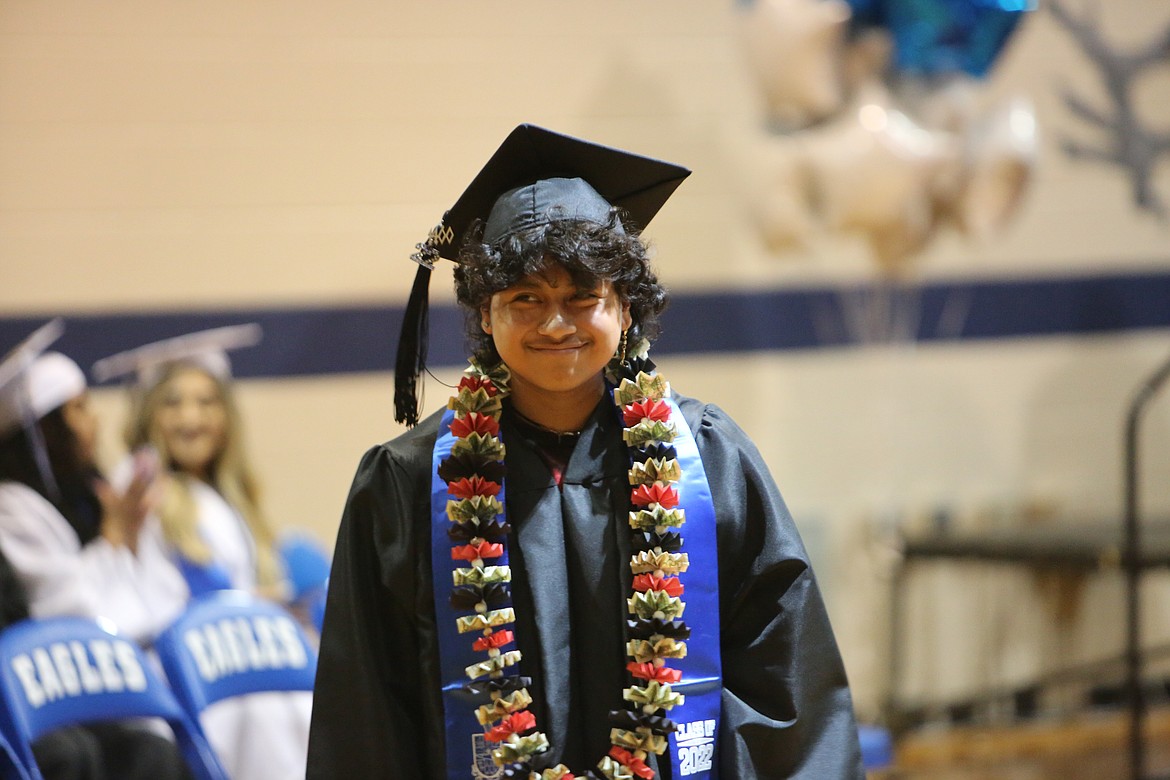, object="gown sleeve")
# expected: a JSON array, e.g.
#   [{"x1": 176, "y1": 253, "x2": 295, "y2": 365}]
[
  {"x1": 0, "y1": 482, "x2": 189, "y2": 644},
  {"x1": 306, "y1": 433, "x2": 446, "y2": 780},
  {"x1": 683, "y1": 400, "x2": 865, "y2": 779}
]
